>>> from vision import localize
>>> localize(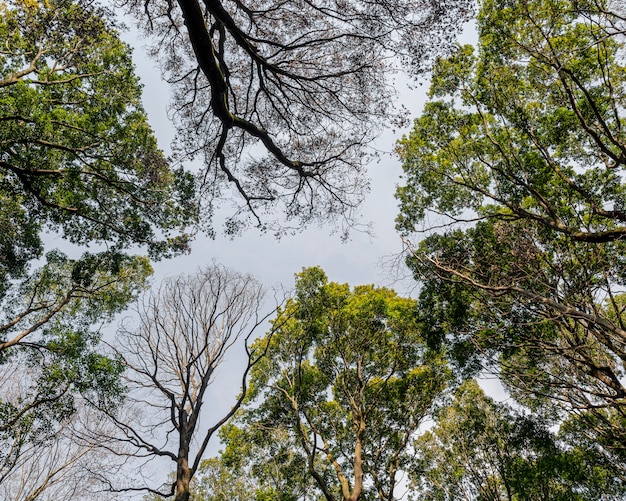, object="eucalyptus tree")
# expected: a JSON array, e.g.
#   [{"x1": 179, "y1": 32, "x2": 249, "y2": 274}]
[
  {"x1": 120, "y1": 0, "x2": 473, "y2": 236},
  {"x1": 223, "y1": 267, "x2": 450, "y2": 501},
  {"x1": 396, "y1": 0, "x2": 626, "y2": 462}
]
